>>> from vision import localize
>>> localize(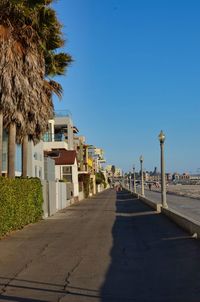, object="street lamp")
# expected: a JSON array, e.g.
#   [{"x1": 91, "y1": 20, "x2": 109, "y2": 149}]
[
  {"x1": 133, "y1": 165, "x2": 136, "y2": 194},
  {"x1": 129, "y1": 172, "x2": 132, "y2": 191},
  {"x1": 140, "y1": 155, "x2": 144, "y2": 196},
  {"x1": 158, "y1": 130, "x2": 168, "y2": 208}
]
